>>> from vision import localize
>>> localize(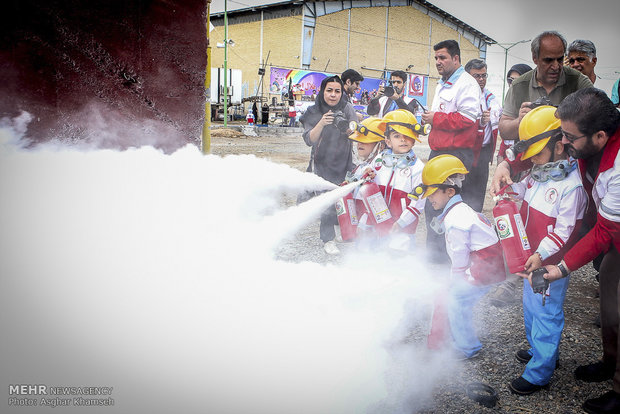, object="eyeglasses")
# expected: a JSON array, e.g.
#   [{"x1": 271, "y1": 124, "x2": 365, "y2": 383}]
[
  {"x1": 507, "y1": 76, "x2": 517, "y2": 85},
  {"x1": 472, "y1": 73, "x2": 488, "y2": 80},
  {"x1": 561, "y1": 129, "x2": 588, "y2": 143},
  {"x1": 567, "y1": 56, "x2": 588, "y2": 64}
]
